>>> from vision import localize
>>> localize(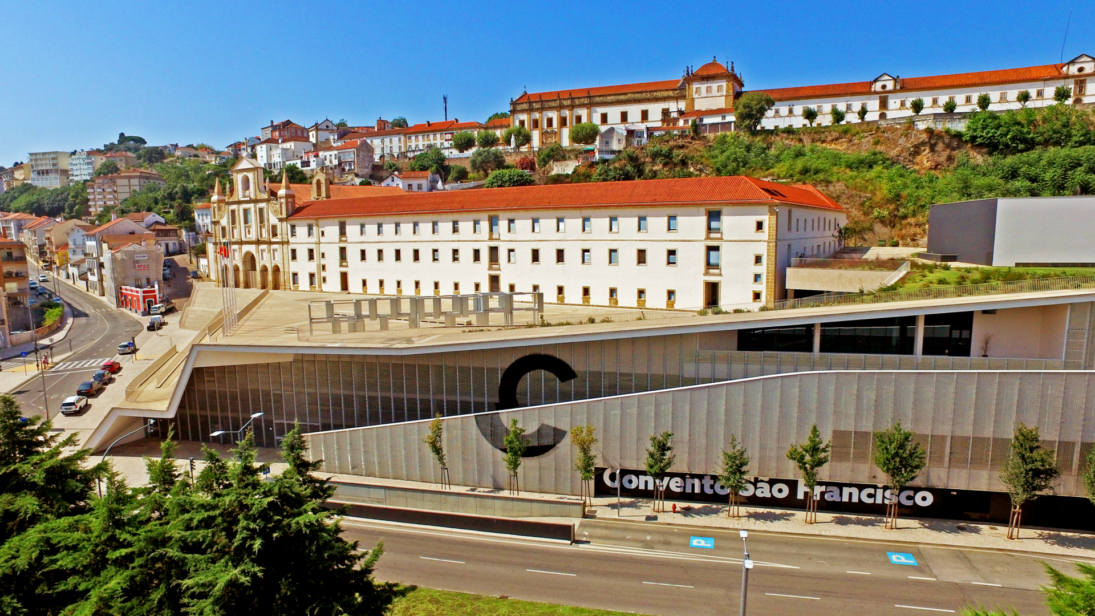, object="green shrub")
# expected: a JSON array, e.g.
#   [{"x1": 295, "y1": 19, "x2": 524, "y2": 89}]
[
  {"x1": 448, "y1": 166, "x2": 468, "y2": 183},
  {"x1": 536, "y1": 143, "x2": 565, "y2": 169},
  {"x1": 570, "y1": 123, "x2": 600, "y2": 145},
  {"x1": 484, "y1": 169, "x2": 534, "y2": 188},
  {"x1": 470, "y1": 148, "x2": 505, "y2": 175},
  {"x1": 476, "y1": 130, "x2": 500, "y2": 149}
]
